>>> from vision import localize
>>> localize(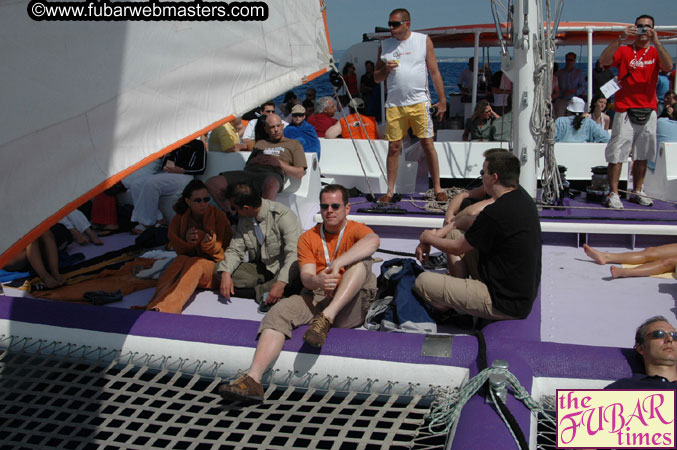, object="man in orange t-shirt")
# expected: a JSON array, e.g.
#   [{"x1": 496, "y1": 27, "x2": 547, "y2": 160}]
[
  {"x1": 218, "y1": 184, "x2": 380, "y2": 403},
  {"x1": 336, "y1": 98, "x2": 381, "y2": 140}
]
